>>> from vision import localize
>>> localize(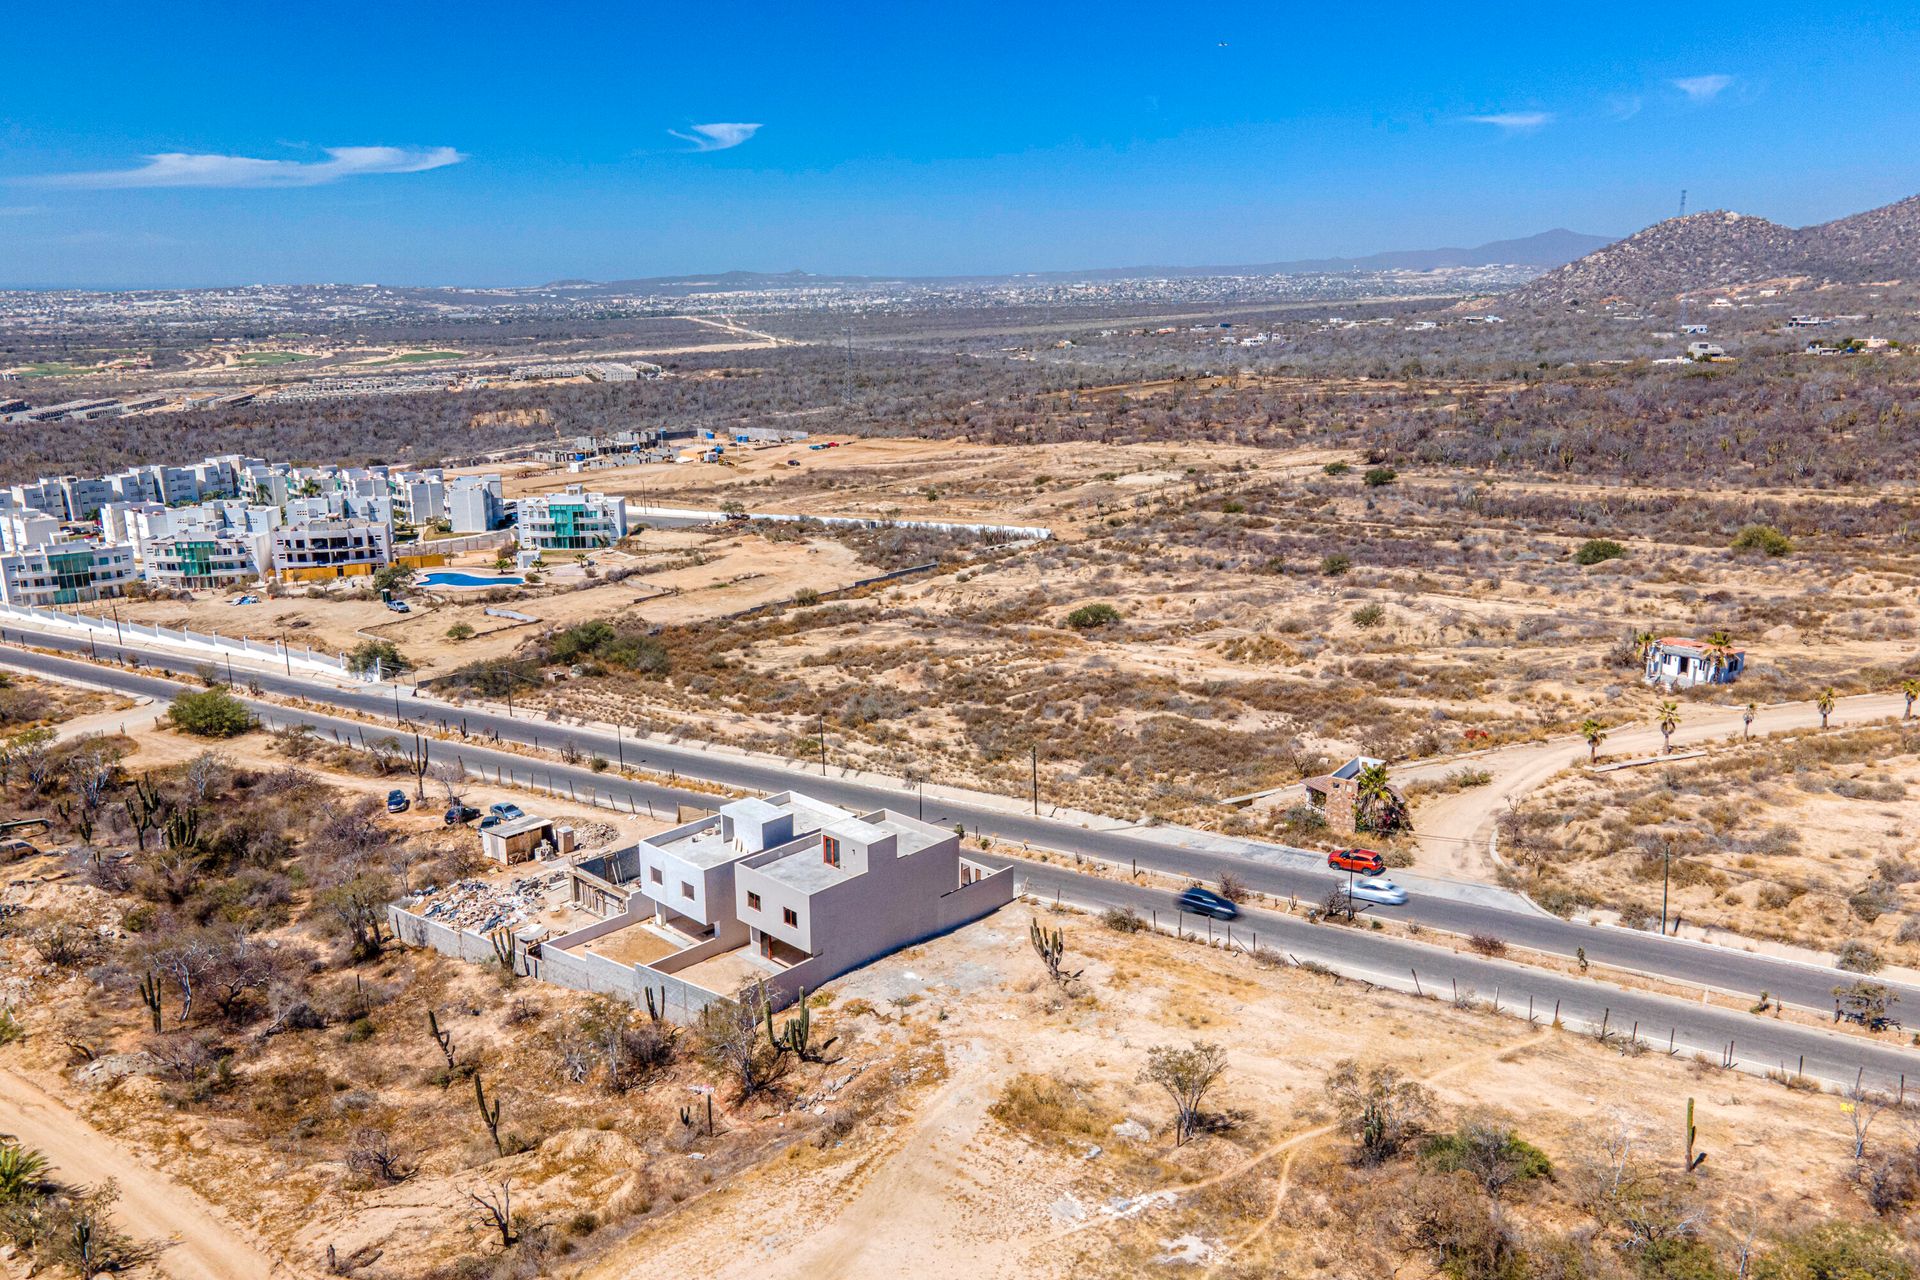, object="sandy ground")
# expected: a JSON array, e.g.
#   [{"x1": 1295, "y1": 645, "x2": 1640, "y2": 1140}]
[
  {"x1": 573, "y1": 904, "x2": 1885, "y2": 1279},
  {"x1": 0, "y1": 1066, "x2": 303, "y2": 1280},
  {"x1": 1399, "y1": 689, "x2": 1912, "y2": 881}
]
